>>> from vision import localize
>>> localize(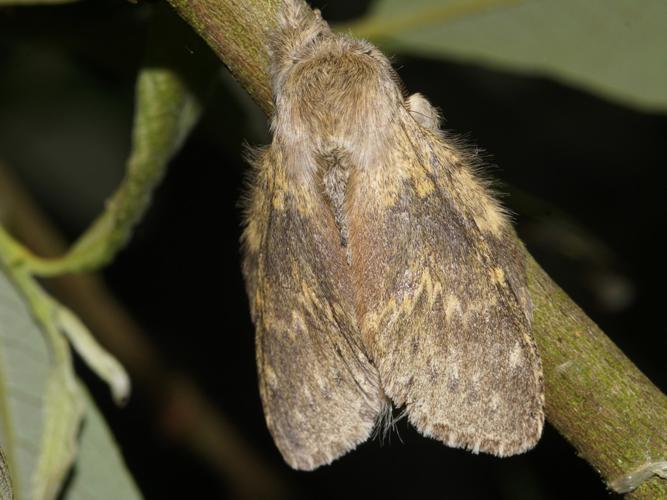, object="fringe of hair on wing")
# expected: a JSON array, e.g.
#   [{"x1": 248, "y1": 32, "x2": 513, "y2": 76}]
[
  {"x1": 441, "y1": 129, "x2": 517, "y2": 223},
  {"x1": 393, "y1": 86, "x2": 515, "y2": 225},
  {"x1": 371, "y1": 400, "x2": 408, "y2": 445},
  {"x1": 396, "y1": 99, "x2": 516, "y2": 226},
  {"x1": 238, "y1": 144, "x2": 270, "y2": 236}
]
